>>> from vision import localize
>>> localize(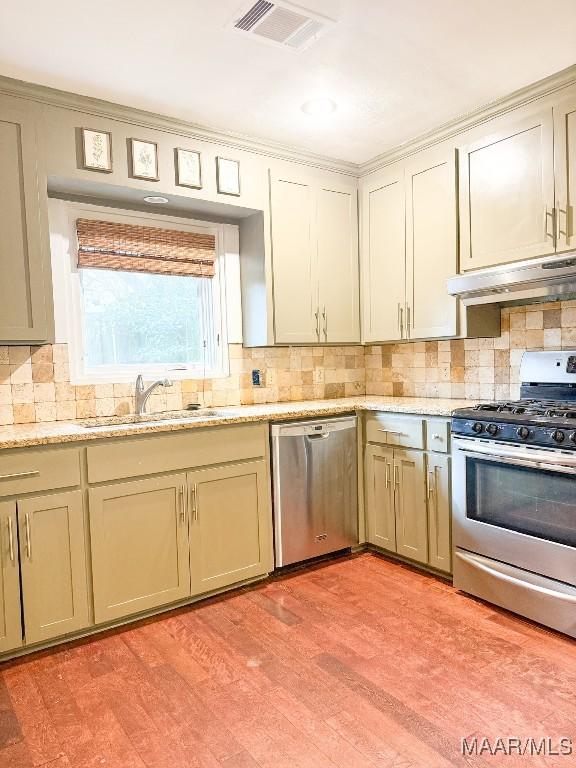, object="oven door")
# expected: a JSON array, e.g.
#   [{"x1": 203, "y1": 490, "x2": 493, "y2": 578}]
[{"x1": 452, "y1": 437, "x2": 576, "y2": 586}]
